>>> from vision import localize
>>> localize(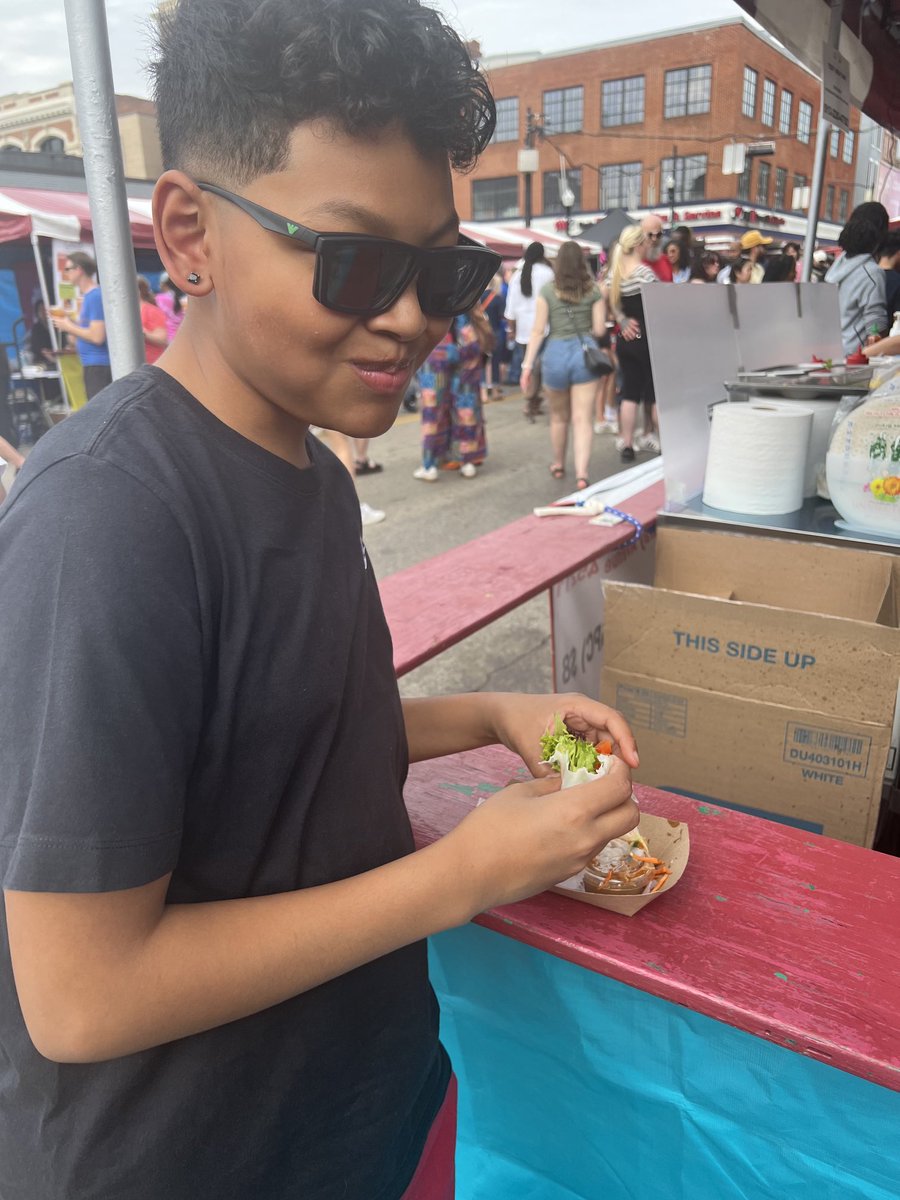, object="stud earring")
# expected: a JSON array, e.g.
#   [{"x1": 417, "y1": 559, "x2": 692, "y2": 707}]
[{"x1": 187, "y1": 271, "x2": 200, "y2": 284}]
